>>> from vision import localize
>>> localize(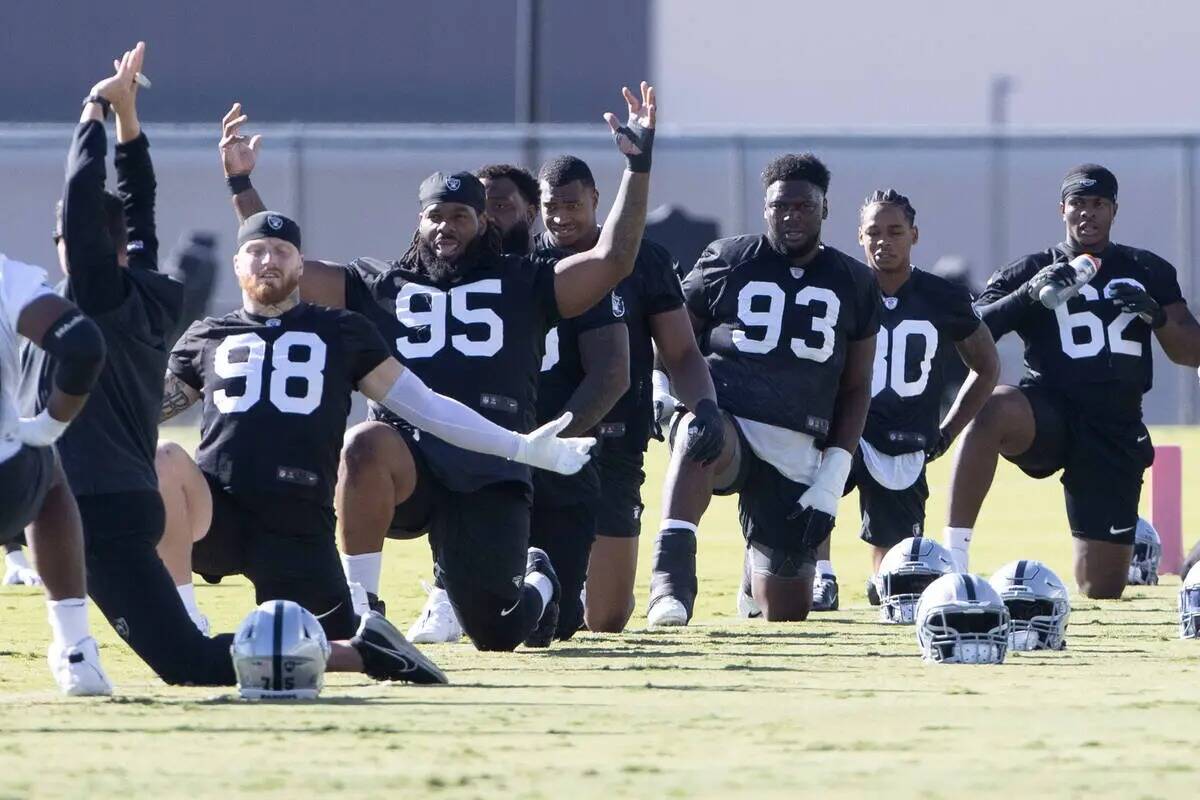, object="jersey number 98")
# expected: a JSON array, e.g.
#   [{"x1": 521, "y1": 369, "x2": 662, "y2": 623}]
[{"x1": 213, "y1": 331, "x2": 327, "y2": 415}]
